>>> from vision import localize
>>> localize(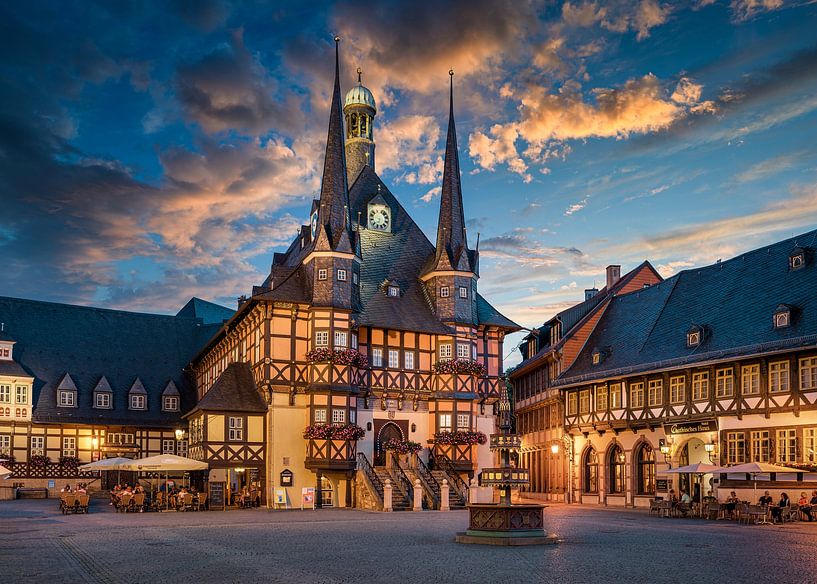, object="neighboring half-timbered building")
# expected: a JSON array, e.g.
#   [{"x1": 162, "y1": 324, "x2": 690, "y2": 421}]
[
  {"x1": 0, "y1": 296, "x2": 231, "y2": 497},
  {"x1": 509, "y1": 262, "x2": 663, "y2": 502},
  {"x1": 554, "y1": 231, "x2": 817, "y2": 507},
  {"x1": 188, "y1": 44, "x2": 518, "y2": 508}
]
